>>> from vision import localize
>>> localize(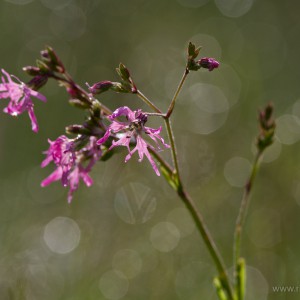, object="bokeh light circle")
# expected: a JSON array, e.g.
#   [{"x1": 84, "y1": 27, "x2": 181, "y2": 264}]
[
  {"x1": 188, "y1": 33, "x2": 222, "y2": 59},
  {"x1": 276, "y1": 114, "x2": 300, "y2": 145},
  {"x1": 112, "y1": 249, "x2": 142, "y2": 279},
  {"x1": 150, "y1": 222, "x2": 180, "y2": 252},
  {"x1": 43, "y1": 217, "x2": 81, "y2": 254},
  {"x1": 187, "y1": 83, "x2": 229, "y2": 134},
  {"x1": 224, "y1": 157, "x2": 251, "y2": 187},
  {"x1": 99, "y1": 270, "x2": 129, "y2": 300},
  {"x1": 261, "y1": 137, "x2": 282, "y2": 163},
  {"x1": 215, "y1": 0, "x2": 254, "y2": 18},
  {"x1": 167, "y1": 207, "x2": 195, "y2": 237}
]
